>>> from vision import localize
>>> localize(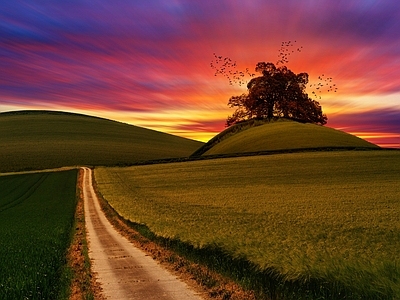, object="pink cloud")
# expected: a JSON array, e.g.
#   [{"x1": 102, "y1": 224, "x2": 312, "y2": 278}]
[
  {"x1": 328, "y1": 108, "x2": 400, "y2": 148},
  {"x1": 1, "y1": 1, "x2": 399, "y2": 146}
]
